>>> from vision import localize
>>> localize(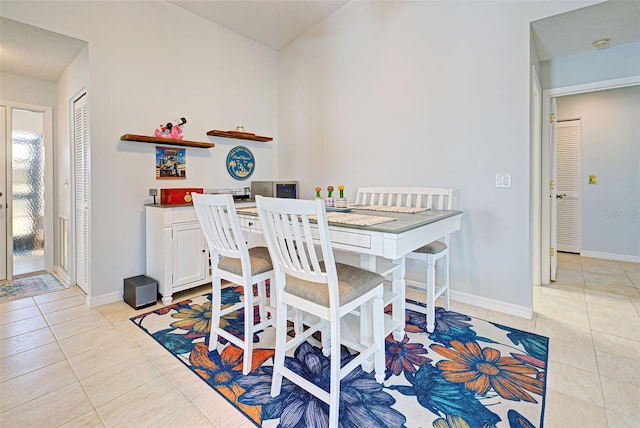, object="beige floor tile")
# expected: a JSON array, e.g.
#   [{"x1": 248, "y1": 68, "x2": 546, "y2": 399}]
[
  {"x1": 606, "y1": 409, "x2": 638, "y2": 427},
  {"x1": 595, "y1": 350, "x2": 640, "y2": 386},
  {"x1": 96, "y1": 376, "x2": 189, "y2": 427},
  {"x1": 548, "y1": 338, "x2": 598, "y2": 373},
  {"x1": 583, "y1": 271, "x2": 634, "y2": 287},
  {"x1": 631, "y1": 297, "x2": 640, "y2": 316},
  {"x1": 589, "y1": 317, "x2": 640, "y2": 342},
  {"x1": 587, "y1": 304, "x2": 640, "y2": 326},
  {"x1": 33, "y1": 286, "x2": 84, "y2": 304},
  {"x1": 585, "y1": 290, "x2": 636, "y2": 311},
  {"x1": 535, "y1": 307, "x2": 590, "y2": 330},
  {"x1": 81, "y1": 357, "x2": 162, "y2": 407},
  {"x1": 0, "y1": 341, "x2": 66, "y2": 382},
  {"x1": 592, "y1": 331, "x2": 640, "y2": 361},
  {"x1": 556, "y1": 266, "x2": 585, "y2": 282},
  {"x1": 585, "y1": 281, "x2": 640, "y2": 298},
  {"x1": 538, "y1": 293, "x2": 588, "y2": 314},
  {"x1": 0, "y1": 305, "x2": 42, "y2": 325},
  {"x1": 58, "y1": 323, "x2": 126, "y2": 358},
  {"x1": 44, "y1": 302, "x2": 97, "y2": 325},
  {"x1": 600, "y1": 376, "x2": 640, "y2": 419},
  {"x1": 544, "y1": 389, "x2": 607, "y2": 428},
  {"x1": 549, "y1": 279, "x2": 586, "y2": 289},
  {"x1": 68, "y1": 337, "x2": 144, "y2": 379},
  {"x1": 58, "y1": 410, "x2": 105, "y2": 428},
  {"x1": 192, "y1": 388, "x2": 251, "y2": 428},
  {"x1": 535, "y1": 317, "x2": 593, "y2": 348},
  {"x1": 149, "y1": 402, "x2": 214, "y2": 427},
  {"x1": 0, "y1": 297, "x2": 35, "y2": 313},
  {"x1": 50, "y1": 311, "x2": 112, "y2": 340},
  {"x1": 0, "y1": 382, "x2": 93, "y2": 427},
  {"x1": 448, "y1": 300, "x2": 489, "y2": 319},
  {"x1": 546, "y1": 360, "x2": 603, "y2": 406},
  {"x1": 580, "y1": 257, "x2": 623, "y2": 268},
  {"x1": 620, "y1": 262, "x2": 640, "y2": 274},
  {"x1": 37, "y1": 294, "x2": 87, "y2": 314},
  {"x1": 0, "y1": 360, "x2": 77, "y2": 413},
  {"x1": 0, "y1": 315, "x2": 47, "y2": 339},
  {"x1": 0, "y1": 326, "x2": 56, "y2": 358},
  {"x1": 581, "y1": 263, "x2": 627, "y2": 276},
  {"x1": 540, "y1": 284, "x2": 585, "y2": 300}
]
